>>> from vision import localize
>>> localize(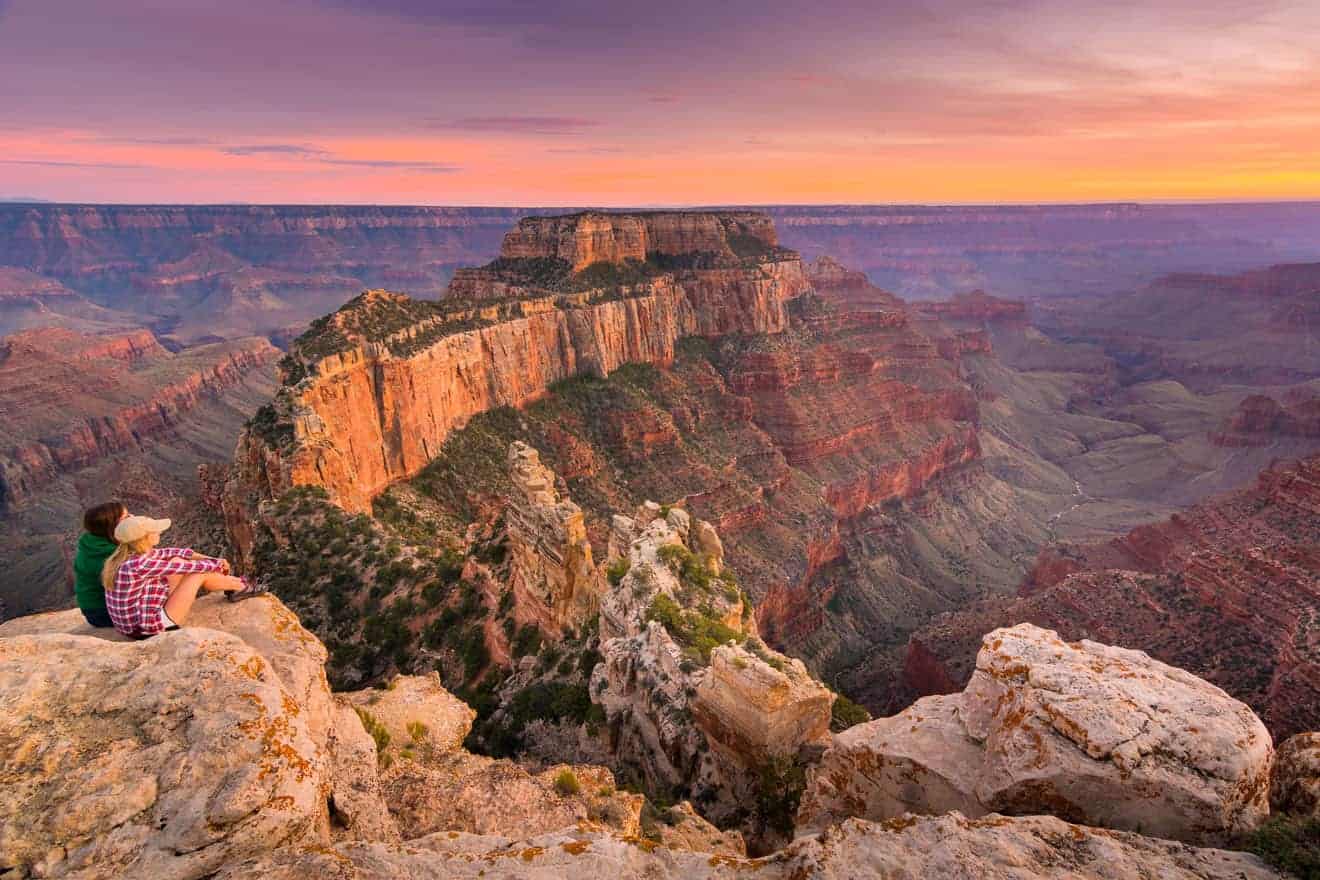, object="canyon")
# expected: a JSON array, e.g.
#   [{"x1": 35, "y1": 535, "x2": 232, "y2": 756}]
[
  {"x1": 2, "y1": 204, "x2": 1320, "y2": 877},
  {"x1": 5, "y1": 201, "x2": 1320, "y2": 347}
]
